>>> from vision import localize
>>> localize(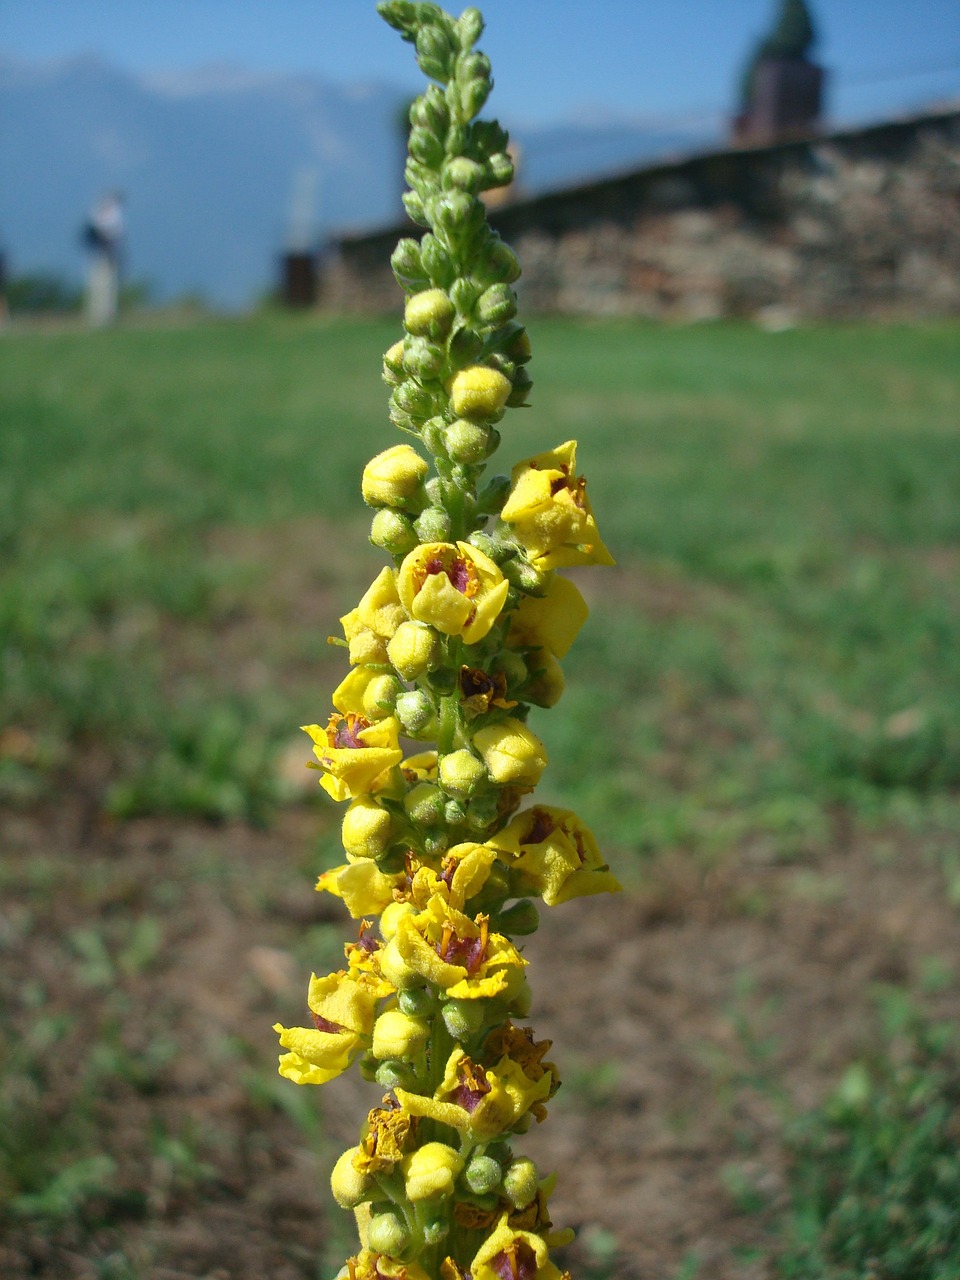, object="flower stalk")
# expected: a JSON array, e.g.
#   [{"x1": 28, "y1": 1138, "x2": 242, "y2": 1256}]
[{"x1": 275, "y1": 5, "x2": 619, "y2": 1277}]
